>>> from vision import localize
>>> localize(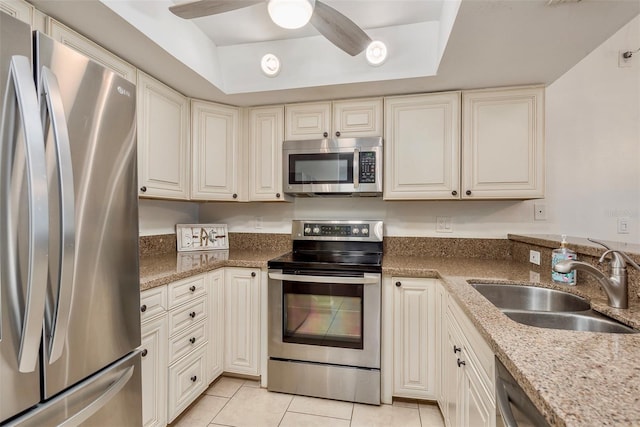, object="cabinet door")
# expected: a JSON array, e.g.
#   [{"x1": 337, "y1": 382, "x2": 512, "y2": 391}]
[
  {"x1": 141, "y1": 315, "x2": 168, "y2": 427},
  {"x1": 0, "y1": 0, "x2": 33, "y2": 25},
  {"x1": 285, "y1": 101, "x2": 331, "y2": 140},
  {"x1": 224, "y1": 268, "x2": 260, "y2": 376},
  {"x1": 249, "y1": 106, "x2": 288, "y2": 201},
  {"x1": 207, "y1": 269, "x2": 225, "y2": 383},
  {"x1": 461, "y1": 363, "x2": 495, "y2": 427},
  {"x1": 191, "y1": 100, "x2": 240, "y2": 200},
  {"x1": 443, "y1": 313, "x2": 464, "y2": 427},
  {"x1": 332, "y1": 98, "x2": 383, "y2": 138},
  {"x1": 384, "y1": 92, "x2": 461, "y2": 200},
  {"x1": 462, "y1": 86, "x2": 544, "y2": 199},
  {"x1": 393, "y1": 277, "x2": 437, "y2": 399},
  {"x1": 47, "y1": 18, "x2": 136, "y2": 83},
  {"x1": 137, "y1": 71, "x2": 190, "y2": 199}
]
